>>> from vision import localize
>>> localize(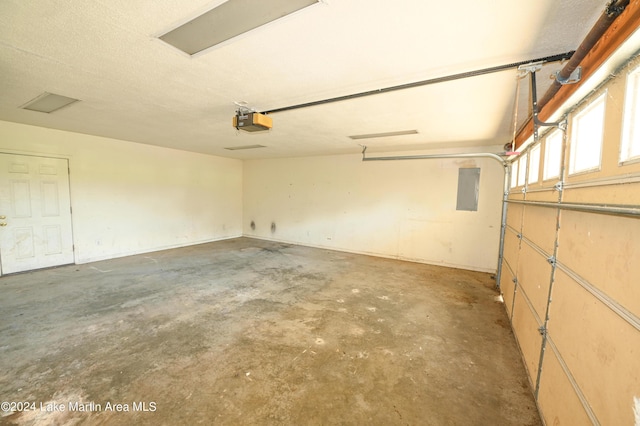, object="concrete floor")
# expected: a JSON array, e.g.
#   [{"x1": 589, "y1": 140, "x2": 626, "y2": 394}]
[{"x1": 0, "y1": 238, "x2": 541, "y2": 425}]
